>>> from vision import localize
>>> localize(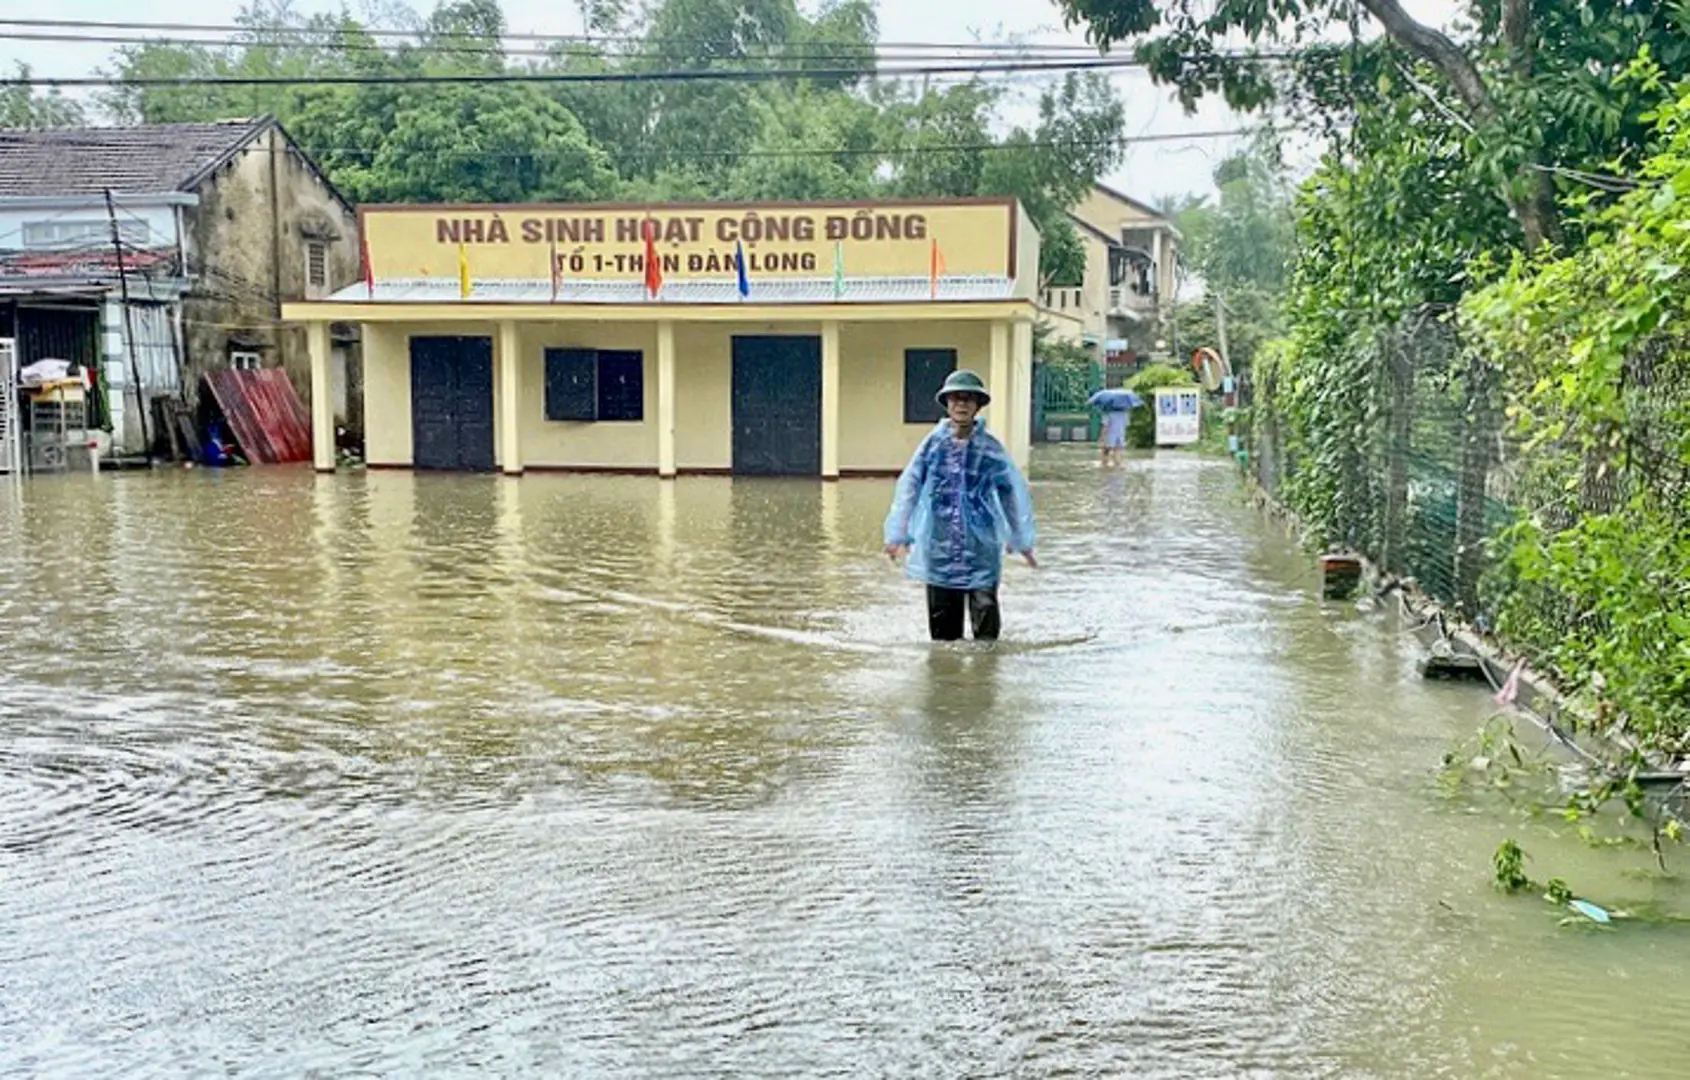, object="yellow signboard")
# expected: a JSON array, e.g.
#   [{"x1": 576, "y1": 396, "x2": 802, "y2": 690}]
[{"x1": 360, "y1": 200, "x2": 1018, "y2": 282}]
